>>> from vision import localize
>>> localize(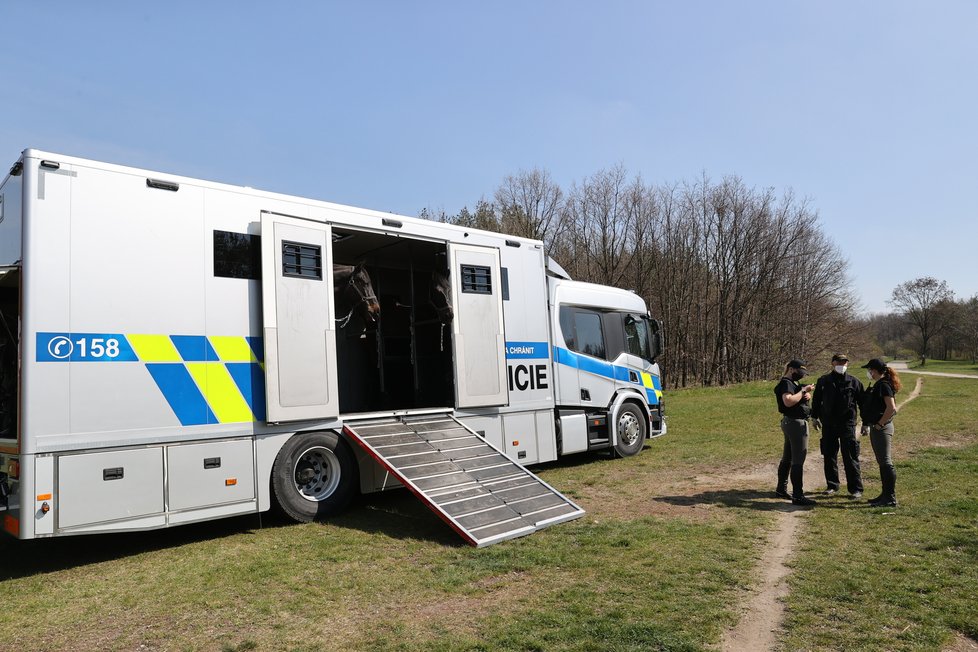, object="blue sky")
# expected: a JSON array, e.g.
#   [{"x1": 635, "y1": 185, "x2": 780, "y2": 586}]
[{"x1": 2, "y1": 2, "x2": 976, "y2": 313}]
